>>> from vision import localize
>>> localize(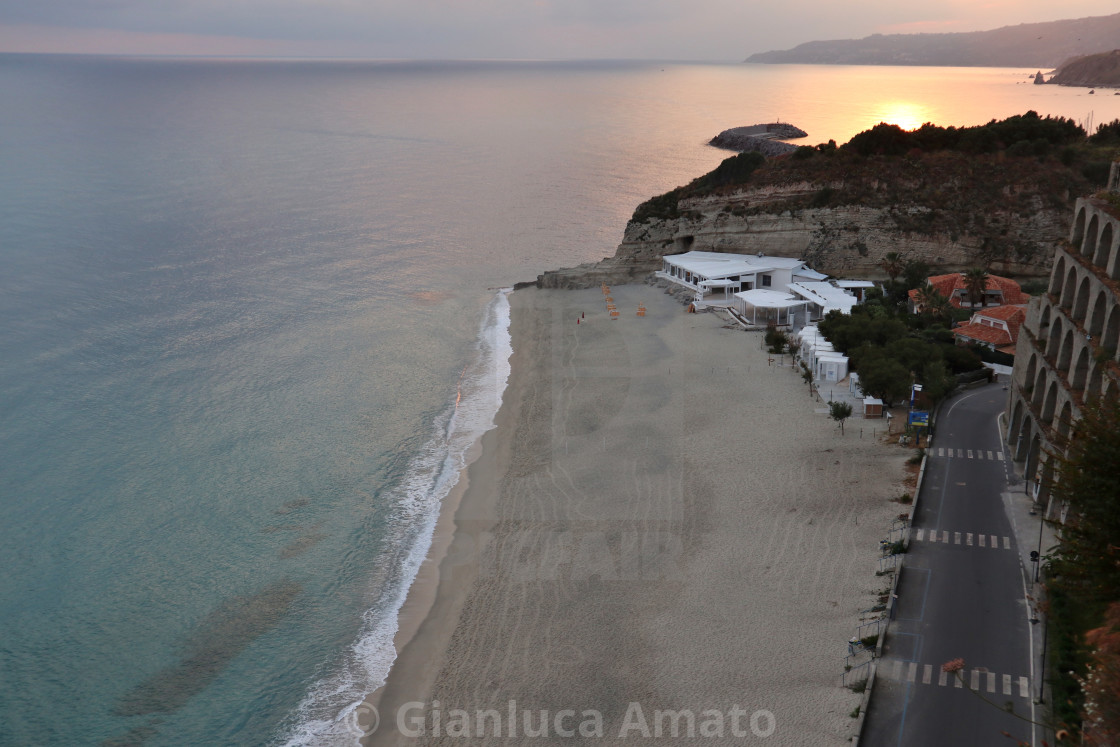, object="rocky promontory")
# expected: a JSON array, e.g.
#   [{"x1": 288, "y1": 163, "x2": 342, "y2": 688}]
[
  {"x1": 1047, "y1": 49, "x2": 1120, "y2": 88},
  {"x1": 538, "y1": 114, "x2": 1108, "y2": 290},
  {"x1": 710, "y1": 123, "x2": 808, "y2": 156}
]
